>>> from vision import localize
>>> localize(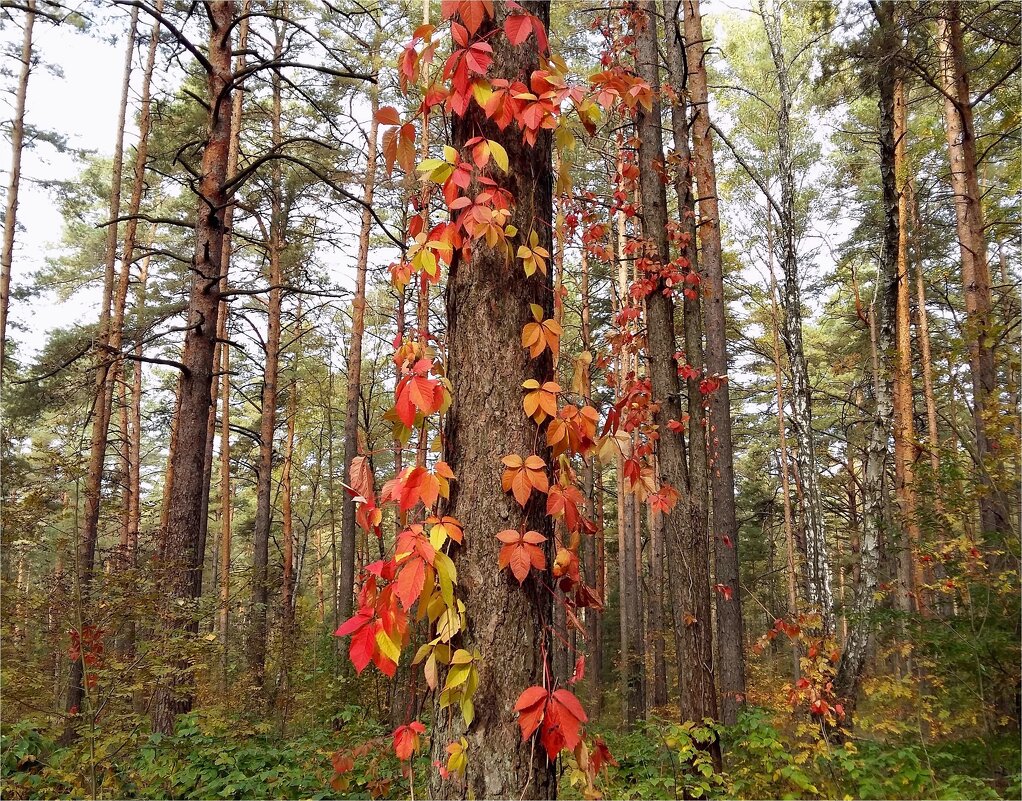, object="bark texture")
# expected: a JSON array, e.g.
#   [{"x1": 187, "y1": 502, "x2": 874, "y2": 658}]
[
  {"x1": 676, "y1": 0, "x2": 747, "y2": 723},
  {"x1": 936, "y1": 0, "x2": 1007, "y2": 538},
  {"x1": 428, "y1": 3, "x2": 556, "y2": 797},
  {"x1": 634, "y1": 0, "x2": 720, "y2": 741},
  {"x1": 152, "y1": 1, "x2": 236, "y2": 735}
]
